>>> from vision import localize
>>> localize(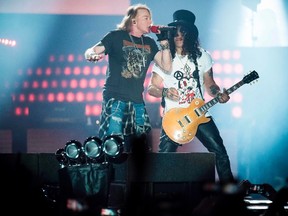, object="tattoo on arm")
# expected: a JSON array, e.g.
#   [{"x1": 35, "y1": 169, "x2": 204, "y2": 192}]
[
  {"x1": 208, "y1": 70, "x2": 213, "y2": 78},
  {"x1": 210, "y1": 85, "x2": 220, "y2": 95}
]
